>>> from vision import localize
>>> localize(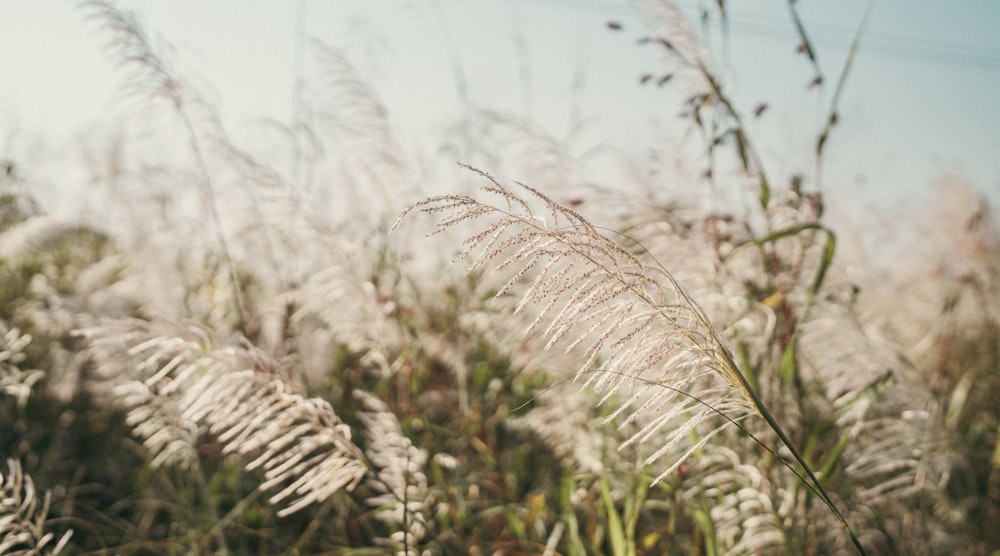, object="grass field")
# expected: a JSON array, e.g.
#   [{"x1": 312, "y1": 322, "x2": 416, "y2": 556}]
[{"x1": 2, "y1": 2, "x2": 998, "y2": 554}]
